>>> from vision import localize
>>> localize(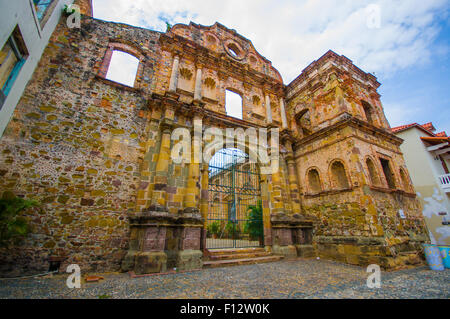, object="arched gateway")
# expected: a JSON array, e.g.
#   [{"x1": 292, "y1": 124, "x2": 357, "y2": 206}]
[{"x1": 207, "y1": 148, "x2": 263, "y2": 249}]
